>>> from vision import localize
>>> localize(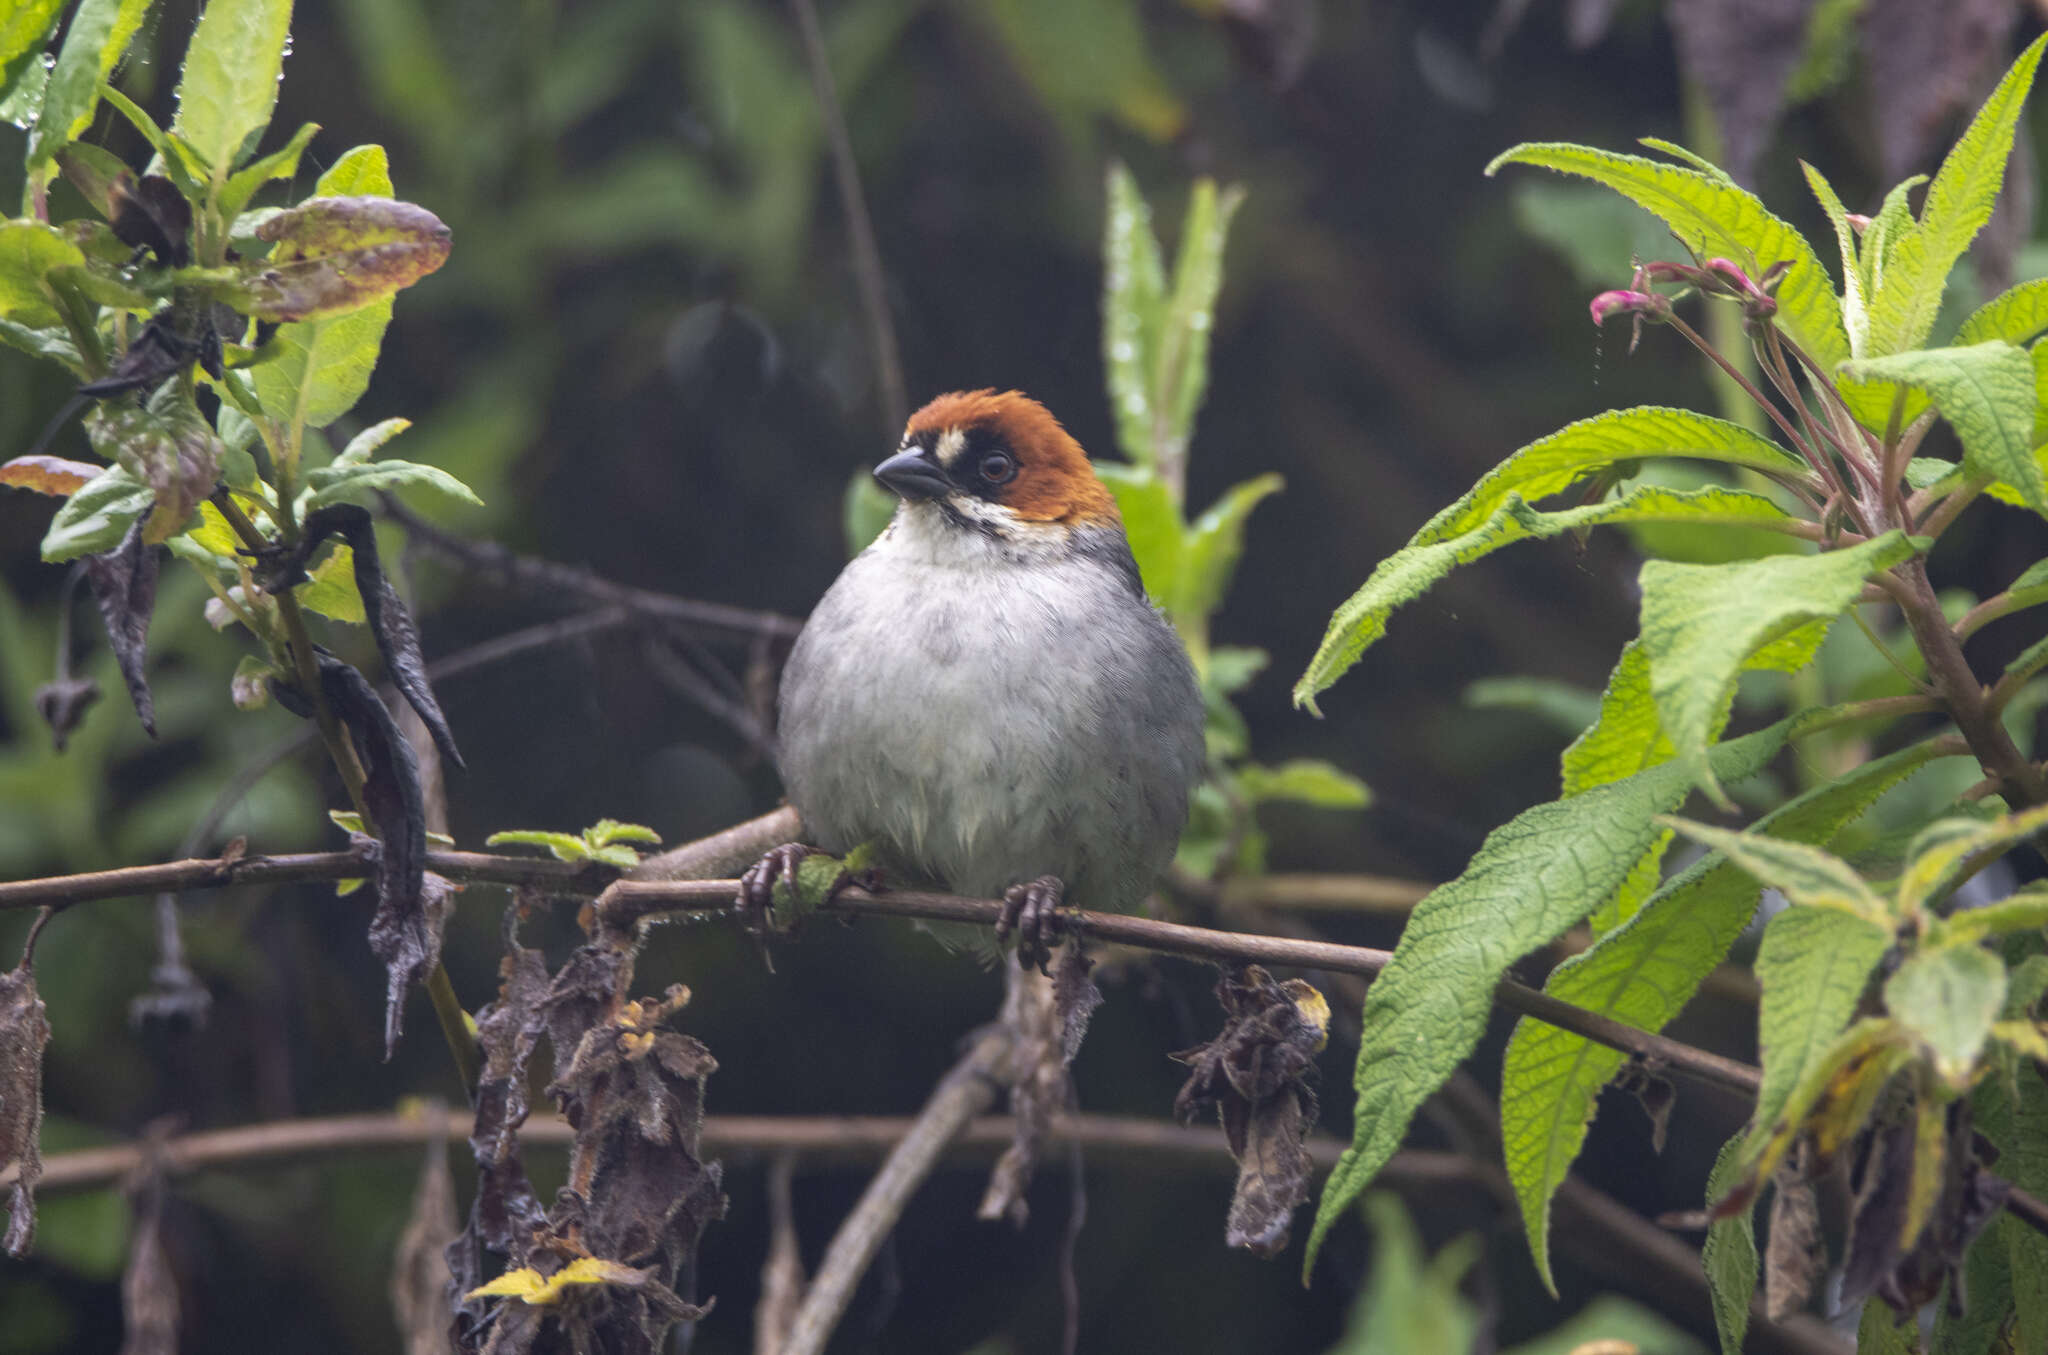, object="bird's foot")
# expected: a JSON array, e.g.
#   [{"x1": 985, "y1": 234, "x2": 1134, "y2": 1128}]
[
  {"x1": 736, "y1": 843, "x2": 857, "y2": 946},
  {"x1": 997, "y1": 874, "x2": 1069, "y2": 974}
]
